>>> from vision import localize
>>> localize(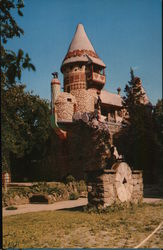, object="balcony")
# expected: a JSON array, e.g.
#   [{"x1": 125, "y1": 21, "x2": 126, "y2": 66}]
[{"x1": 87, "y1": 72, "x2": 106, "y2": 85}]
